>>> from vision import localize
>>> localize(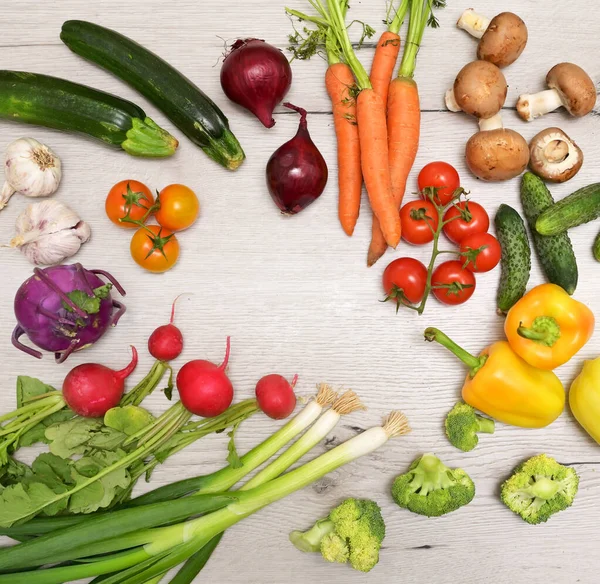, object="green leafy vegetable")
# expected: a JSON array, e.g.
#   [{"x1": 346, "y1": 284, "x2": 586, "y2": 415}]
[
  {"x1": 45, "y1": 419, "x2": 104, "y2": 458},
  {"x1": 19, "y1": 410, "x2": 75, "y2": 448},
  {"x1": 62, "y1": 284, "x2": 113, "y2": 315},
  {"x1": 16, "y1": 377, "x2": 56, "y2": 408},
  {"x1": 105, "y1": 406, "x2": 155, "y2": 436}
]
